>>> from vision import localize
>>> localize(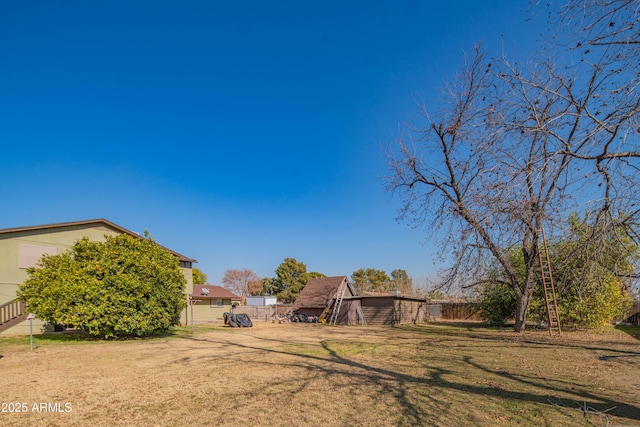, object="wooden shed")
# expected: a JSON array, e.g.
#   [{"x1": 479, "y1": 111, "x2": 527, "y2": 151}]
[
  {"x1": 293, "y1": 276, "x2": 361, "y2": 325},
  {"x1": 356, "y1": 296, "x2": 428, "y2": 325}
]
